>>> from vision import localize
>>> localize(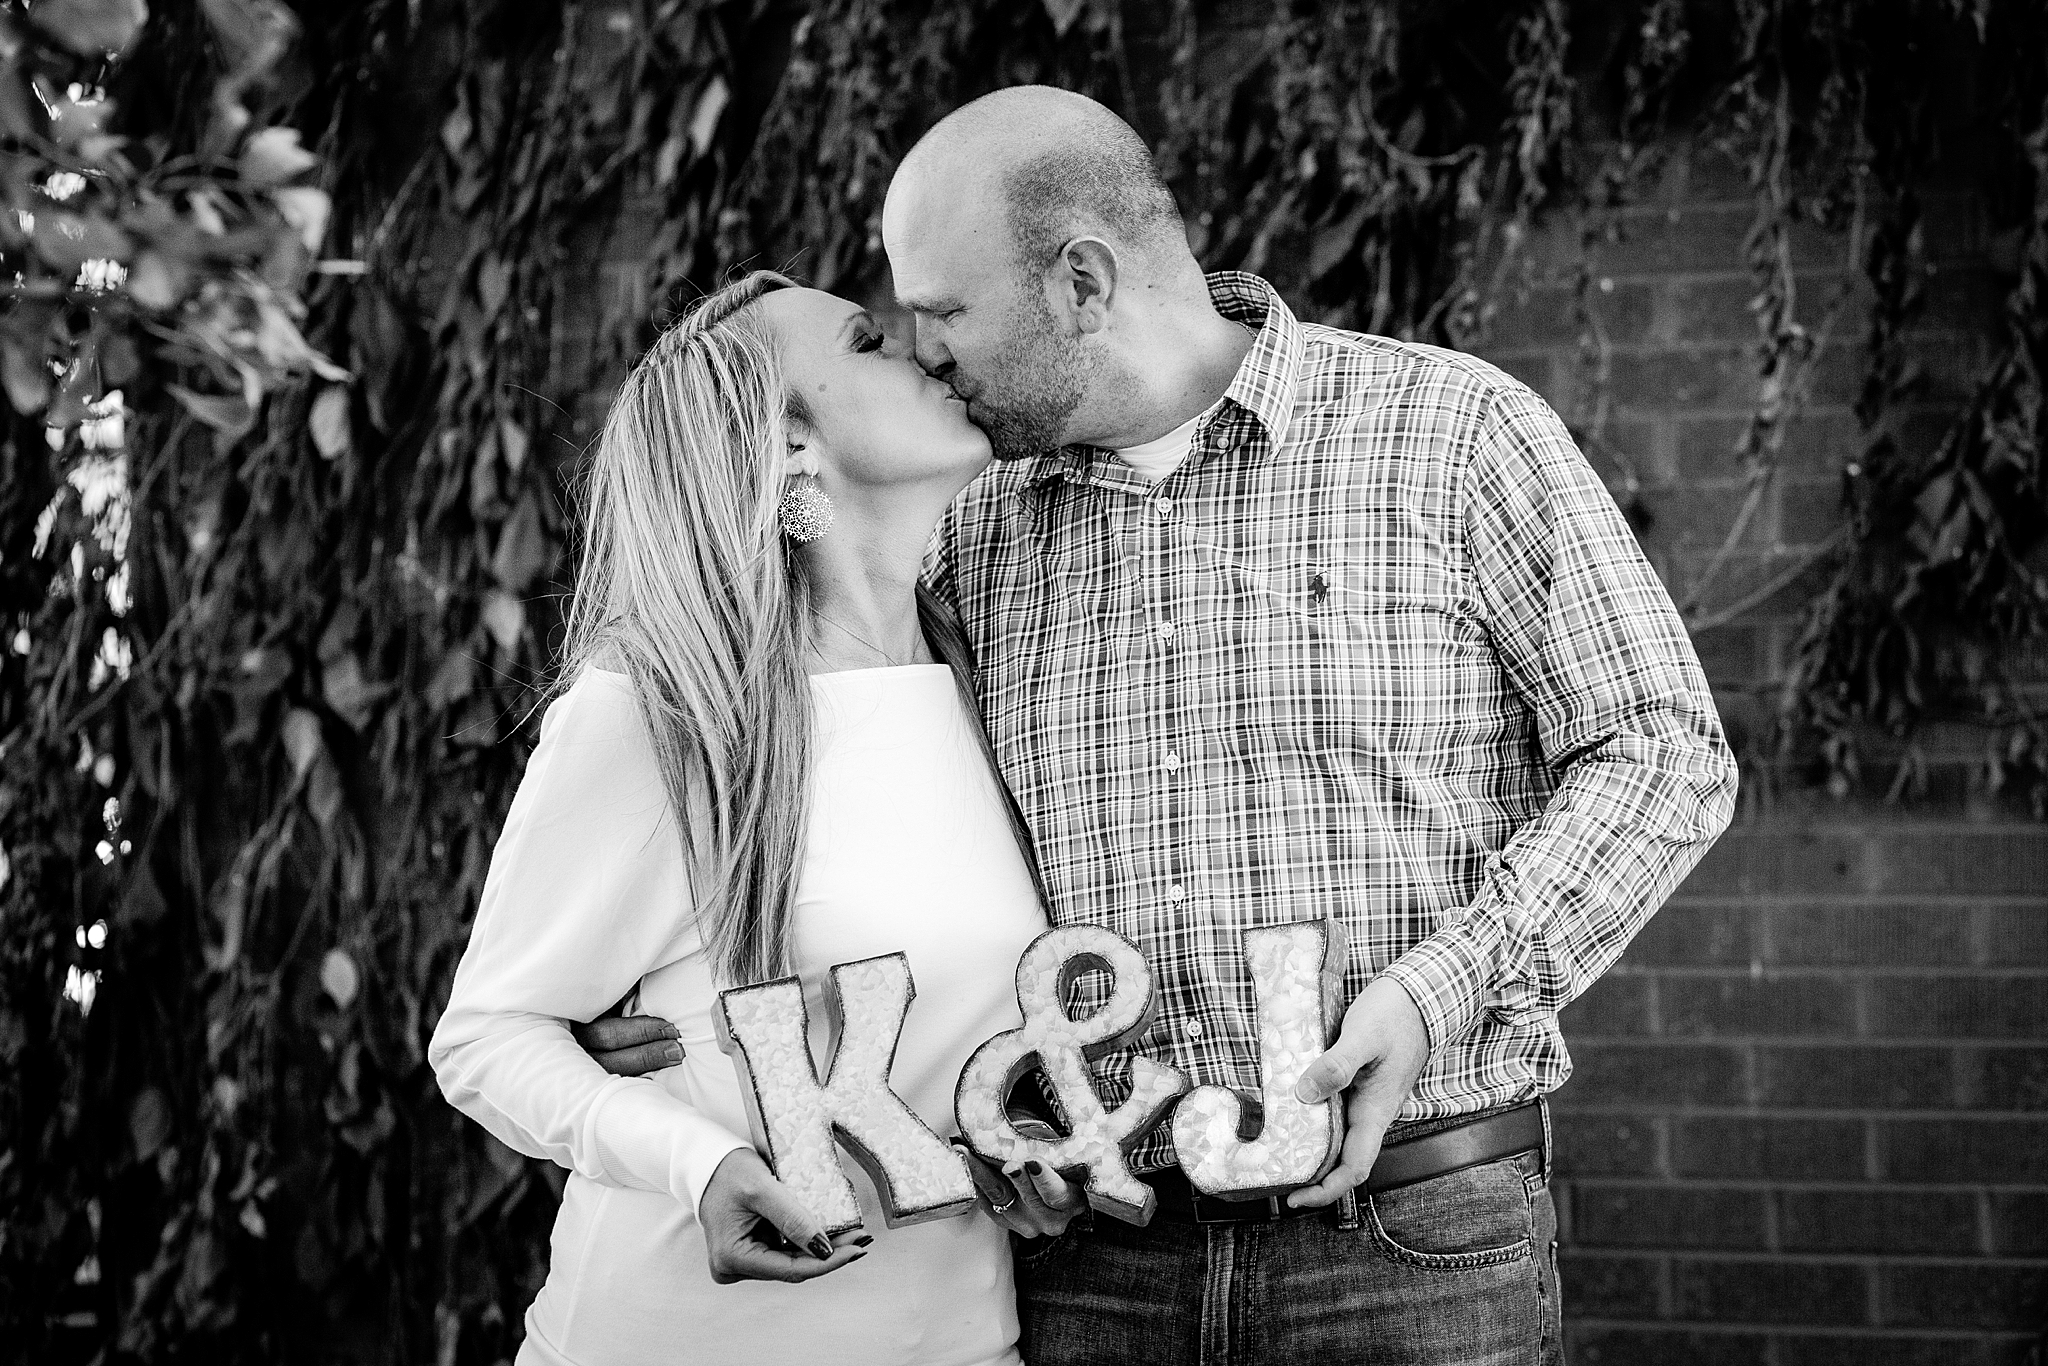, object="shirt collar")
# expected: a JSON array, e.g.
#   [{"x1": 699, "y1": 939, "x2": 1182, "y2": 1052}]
[{"x1": 1022, "y1": 271, "x2": 1302, "y2": 491}]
